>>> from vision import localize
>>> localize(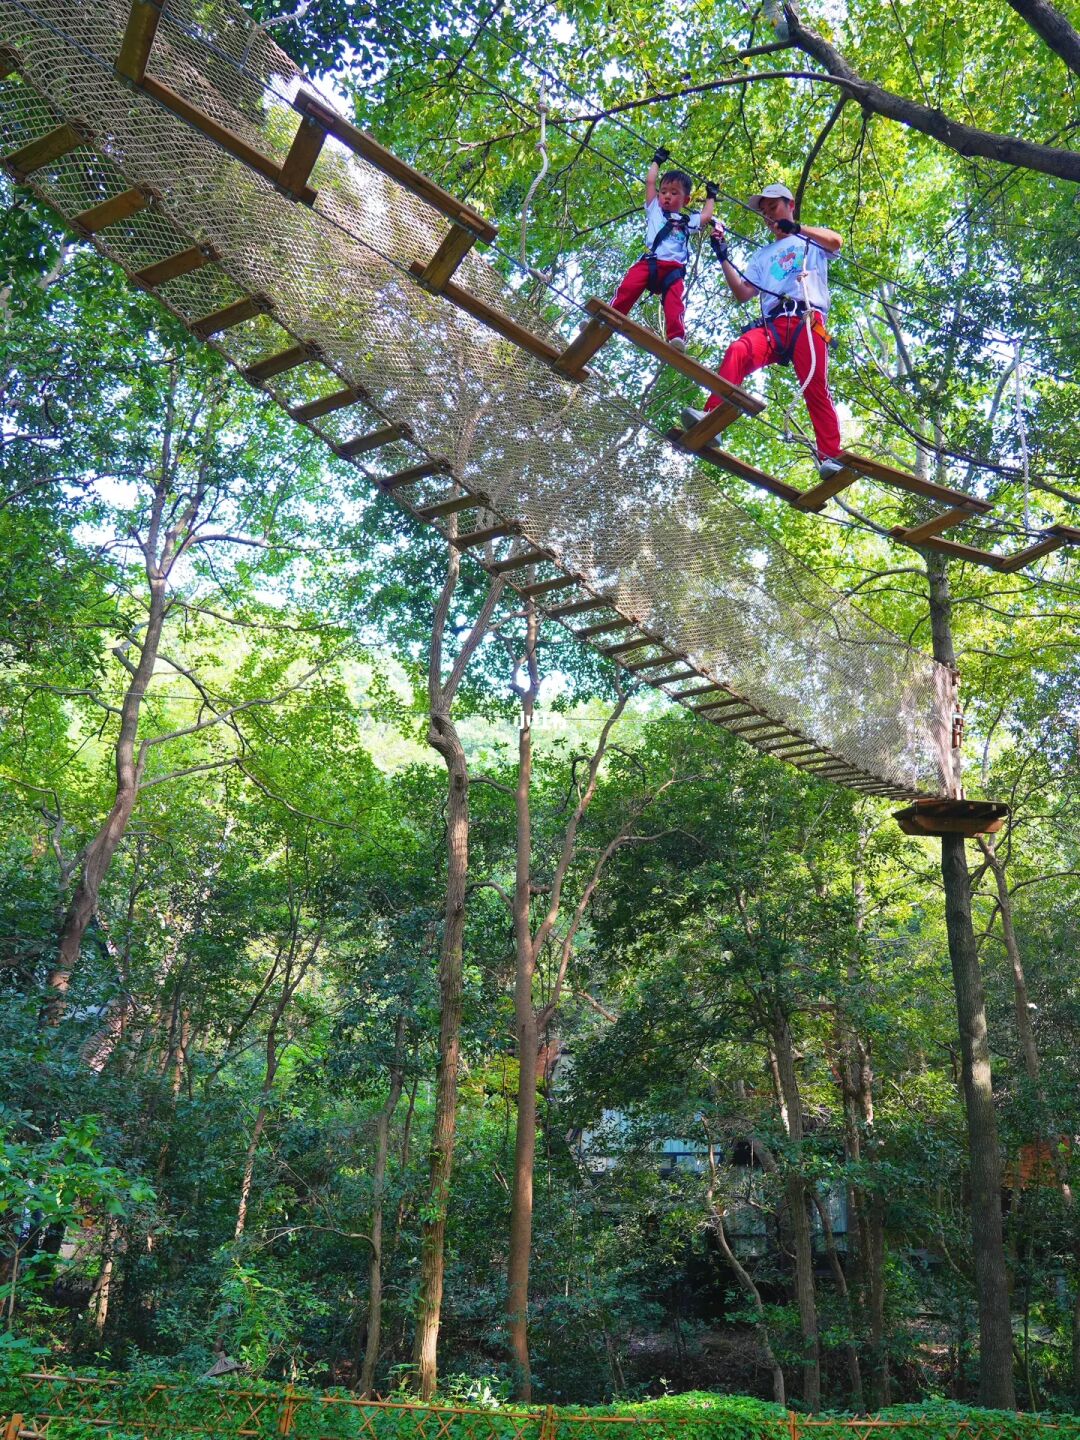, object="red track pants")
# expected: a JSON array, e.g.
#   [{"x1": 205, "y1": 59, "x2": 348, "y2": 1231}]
[
  {"x1": 704, "y1": 314, "x2": 842, "y2": 460},
  {"x1": 611, "y1": 258, "x2": 686, "y2": 343}
]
